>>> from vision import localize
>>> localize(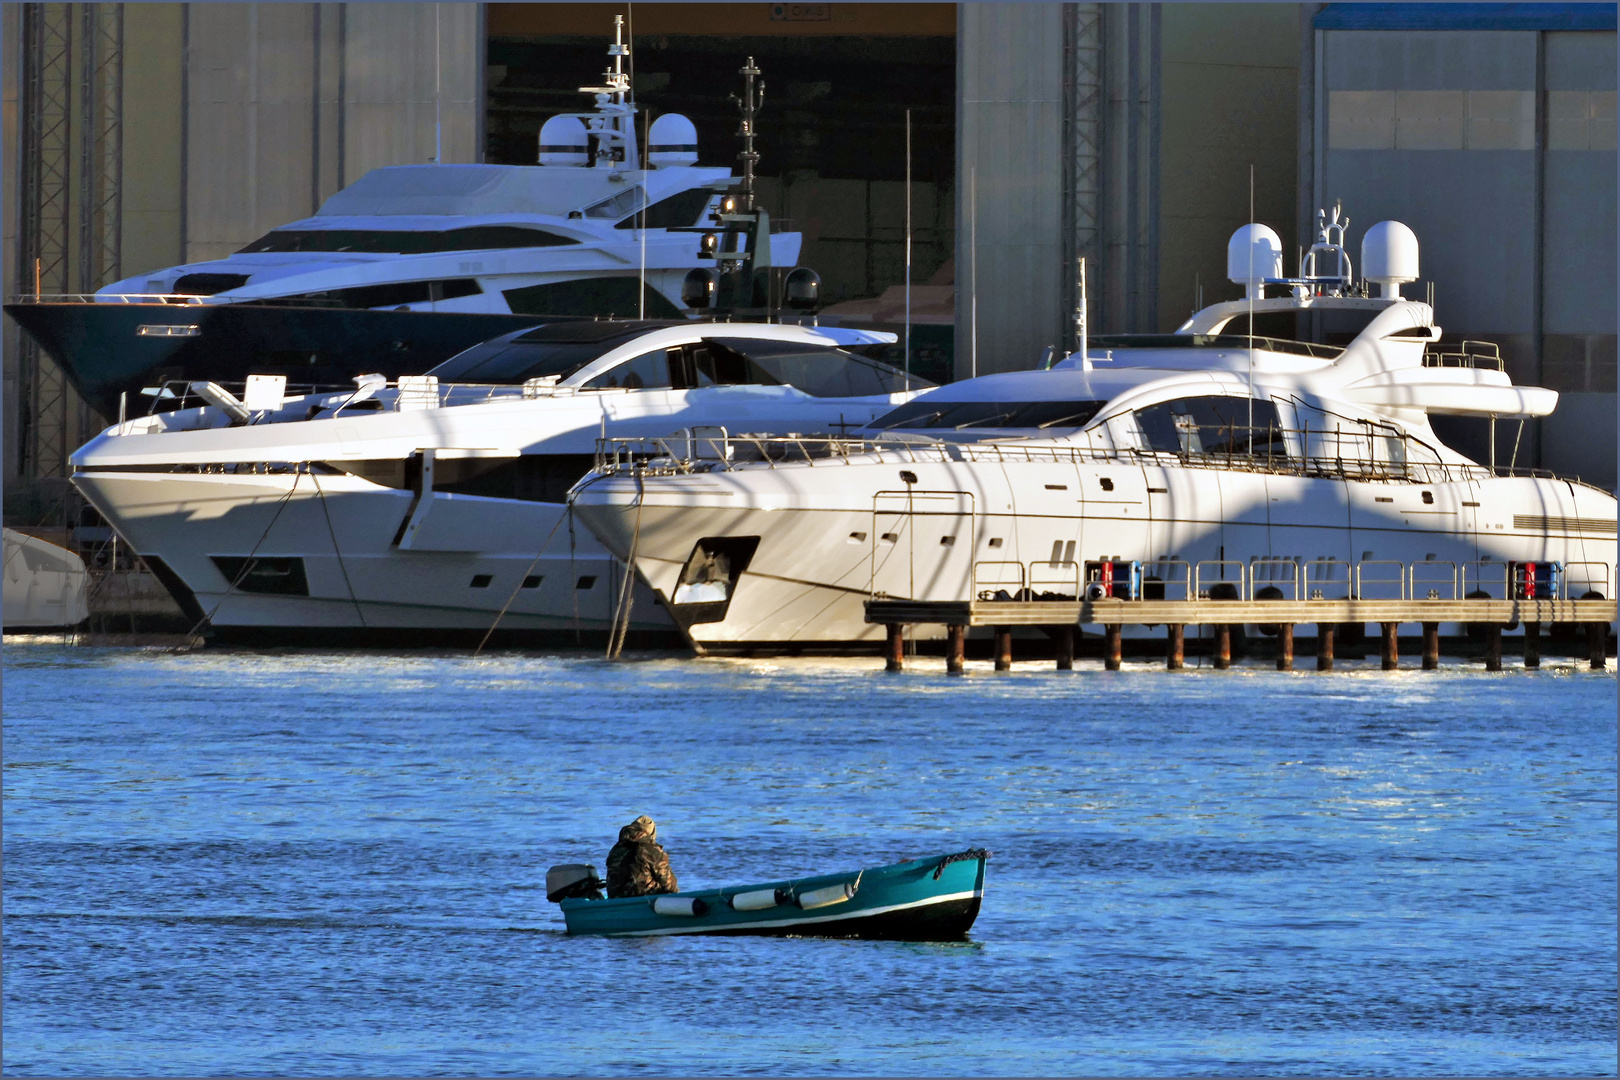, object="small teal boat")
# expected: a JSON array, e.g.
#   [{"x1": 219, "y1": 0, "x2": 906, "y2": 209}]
[{"x1": 546, "y1": 849, "x2": 990, "y2": 939}]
